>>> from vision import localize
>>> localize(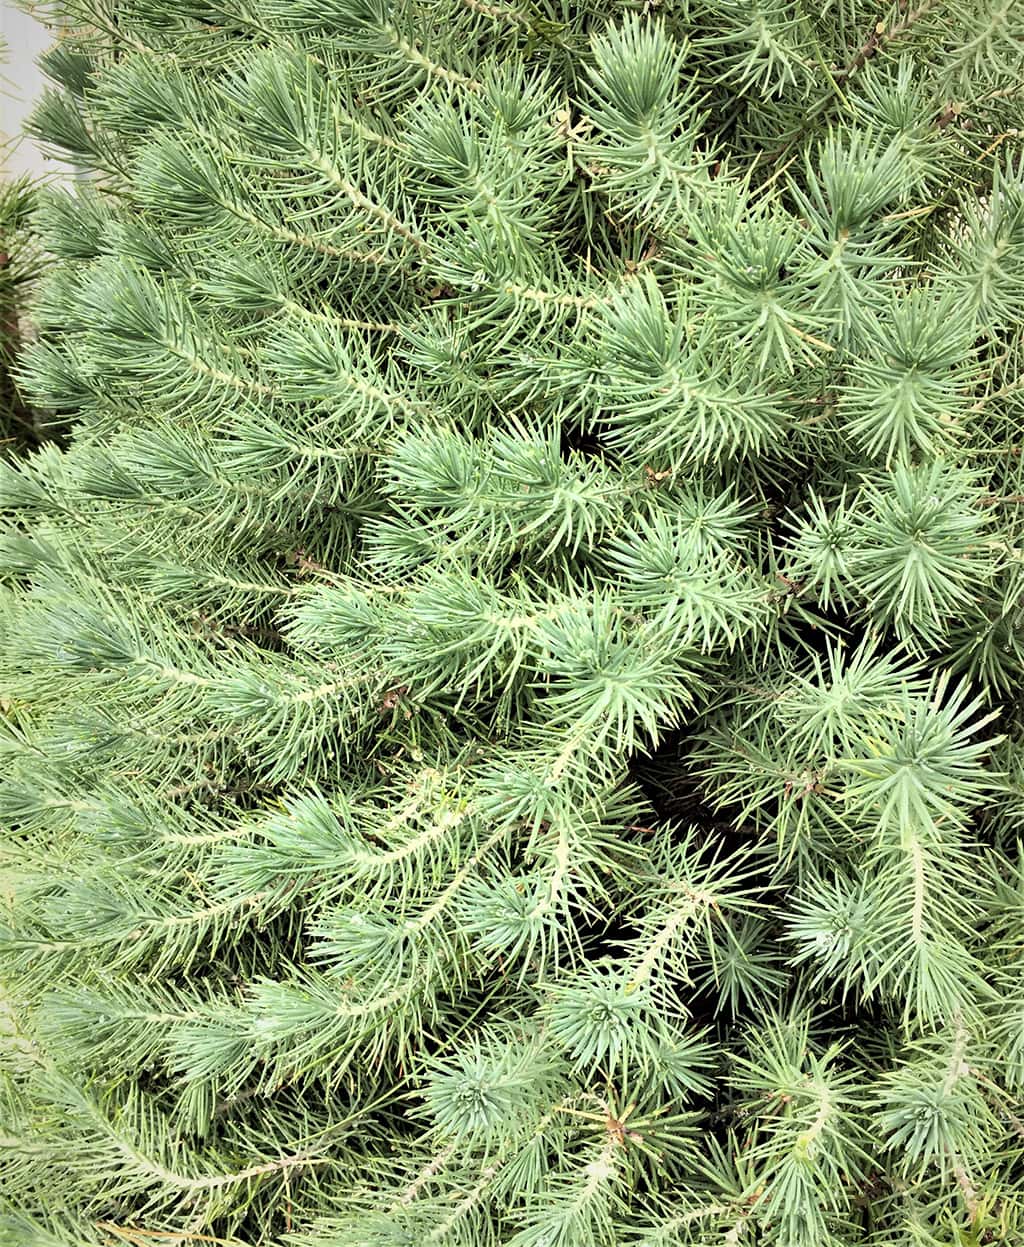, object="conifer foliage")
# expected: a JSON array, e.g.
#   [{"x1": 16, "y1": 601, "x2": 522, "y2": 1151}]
[
  {"x1": 0, "y1": 39, "x2": 40, "y2": 450},
  {"x1": 4, "y1": 2, "x2": 1024, "y2": 1244}
]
